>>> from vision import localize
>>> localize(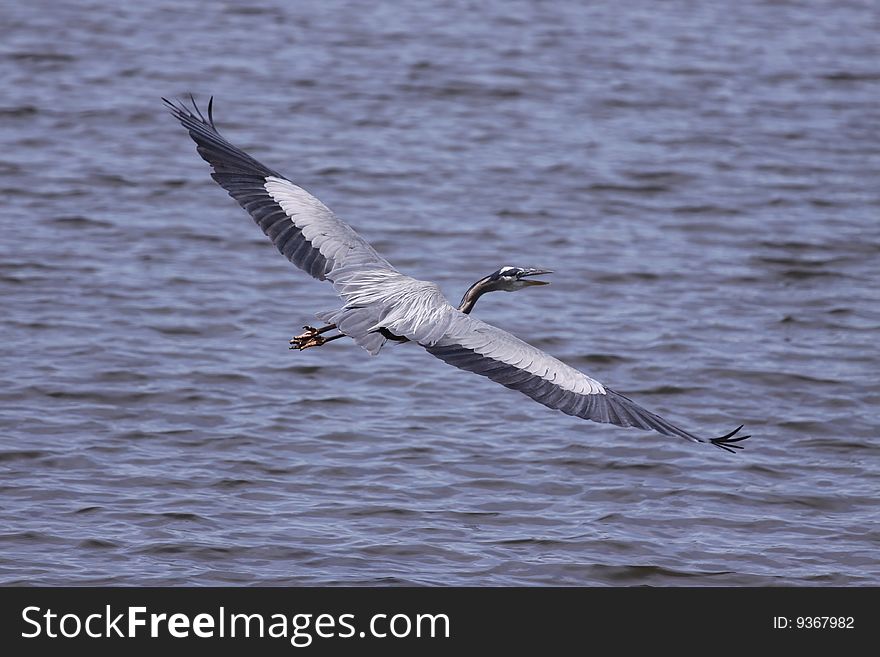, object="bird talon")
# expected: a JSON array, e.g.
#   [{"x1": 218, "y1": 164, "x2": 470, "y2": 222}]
[
  {"x1": 289, "y1": 328, "x2": 326, "y2": 350},
  {"x1": 293, "y1": 336, "x2": 326, "y2": 350},
  {"x1": 290, "y1": 326, "x2": 319, "y2": 344}
]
